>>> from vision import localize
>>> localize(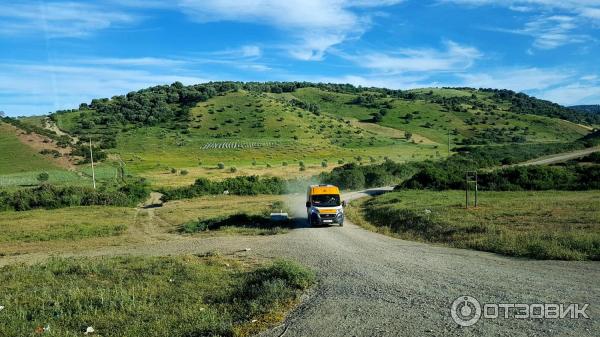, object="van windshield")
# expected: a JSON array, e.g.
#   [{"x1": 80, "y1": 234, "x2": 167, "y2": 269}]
[{"x1": 311, "y1": 194, "x2": 341, "y2": 207}]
